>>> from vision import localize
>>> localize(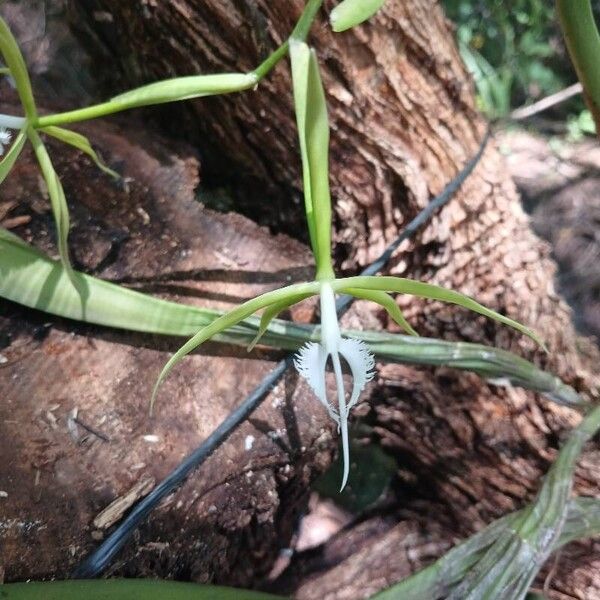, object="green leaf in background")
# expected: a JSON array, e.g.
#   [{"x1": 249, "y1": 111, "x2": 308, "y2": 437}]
[
  {"x1": 0, "y1": 580, "x2": 283, "y2": 600},
  {"x1": 372, "y1": 496, "x2": 600, "y2": 600},
  {"x1": 315, "y1": 440, "x2": 397, "y2": 511},
  {"x1": 330, "y1": 0, "x2": 386, "y2": 32},
  {"x1": 290, "y1": 39, "x2": 334, "y2": 280},
  {"x1": 0, "y1": 16, "x2": 37, "y2": 119},
  {"x1": 40, "y1": 125, "x2": 119, "y2": 179},
  {"x1": 0, "y1": 128, "x2": 26, "y2": 185}
]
